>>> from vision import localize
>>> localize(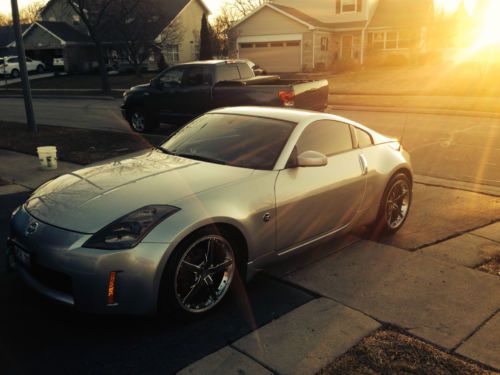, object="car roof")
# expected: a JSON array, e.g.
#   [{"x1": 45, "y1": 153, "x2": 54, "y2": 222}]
[{"x1": 209, "y1": 106, "x2": 364, "y2": 124}]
